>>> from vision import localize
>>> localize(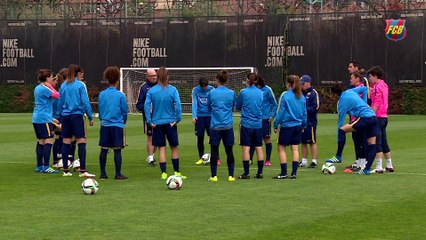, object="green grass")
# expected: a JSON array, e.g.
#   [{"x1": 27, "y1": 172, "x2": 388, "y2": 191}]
[{"x1": 1, "y1": 113, "x2": 426, "y2": 239}]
